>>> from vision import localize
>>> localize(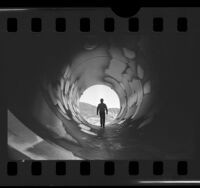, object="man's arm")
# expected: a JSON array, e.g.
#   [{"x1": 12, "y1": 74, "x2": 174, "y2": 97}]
[
  {"x1": 97, "y1": 105, "x2": 99, "y2": 115},
  {"x1": 105, "y1": 104, "x2": 108, "y2": 114}
]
